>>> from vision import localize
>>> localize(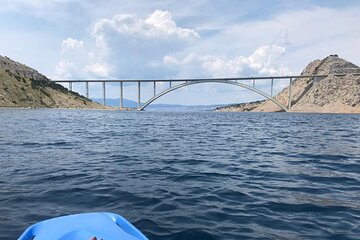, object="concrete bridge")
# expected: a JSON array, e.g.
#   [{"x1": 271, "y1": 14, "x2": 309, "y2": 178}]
[{"x1": 53, "y1": 75, "x2": 336, "y2": 111}]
